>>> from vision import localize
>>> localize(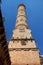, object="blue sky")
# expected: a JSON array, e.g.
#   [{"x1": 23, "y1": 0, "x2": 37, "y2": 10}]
[{"x1": 1, "y1": 0, "x2": 43, "y2": 55}]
